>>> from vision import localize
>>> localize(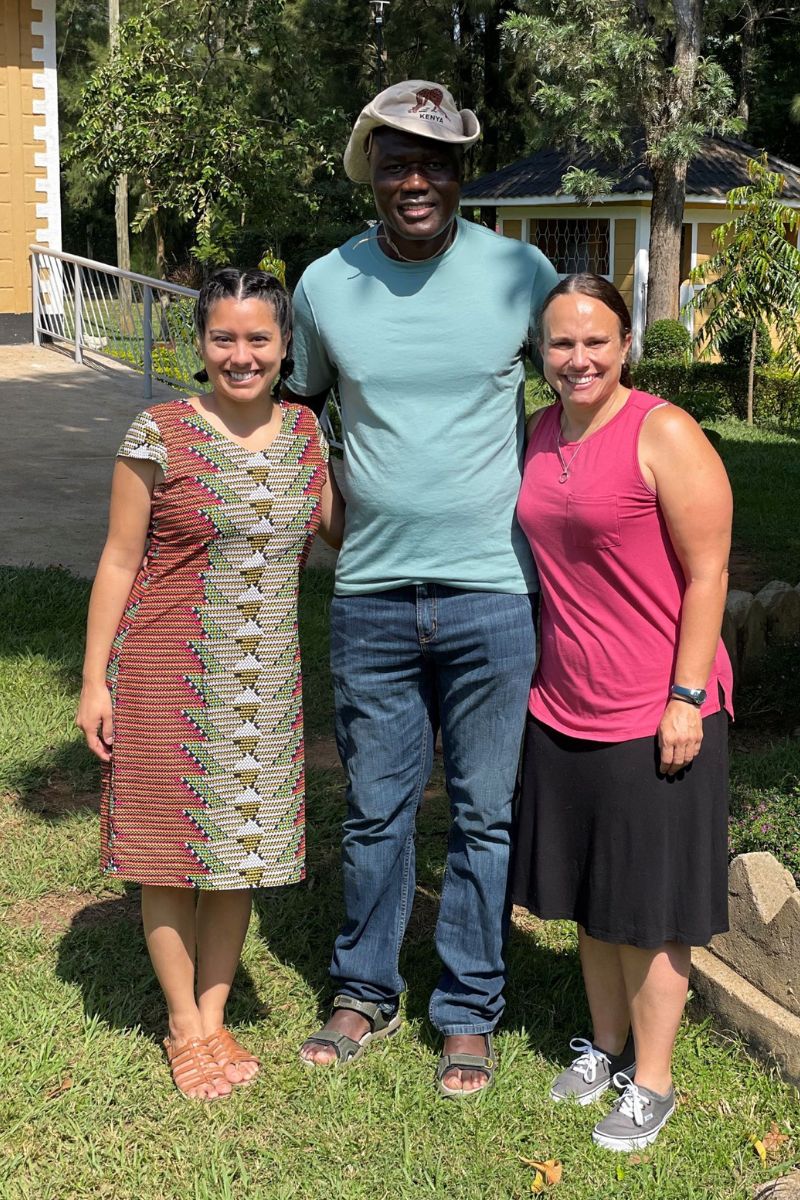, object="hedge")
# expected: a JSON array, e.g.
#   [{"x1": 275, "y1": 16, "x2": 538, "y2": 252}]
[{"x1": 633, "y1": 359, "x2": 800, "y2": 427}]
